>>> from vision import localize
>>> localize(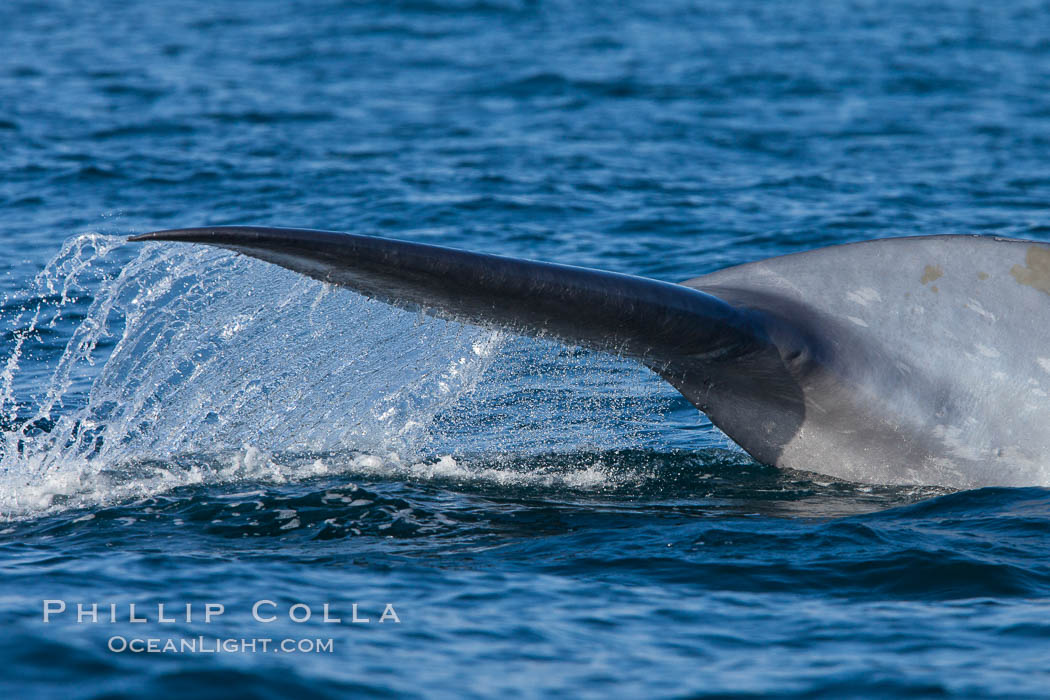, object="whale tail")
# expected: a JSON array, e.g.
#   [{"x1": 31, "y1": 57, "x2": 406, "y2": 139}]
[{"x1": 130, "y1": 227, "x2": 1050, "y2": 486}]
